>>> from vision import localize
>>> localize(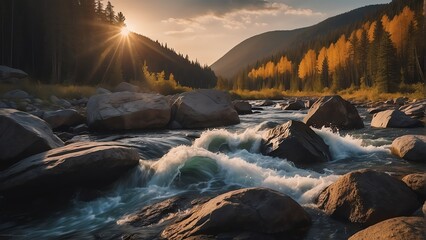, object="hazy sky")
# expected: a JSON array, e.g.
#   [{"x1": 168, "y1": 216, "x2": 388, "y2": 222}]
[{"x1": 111, "y1": 0, "x2": 391, "y2": 65}]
